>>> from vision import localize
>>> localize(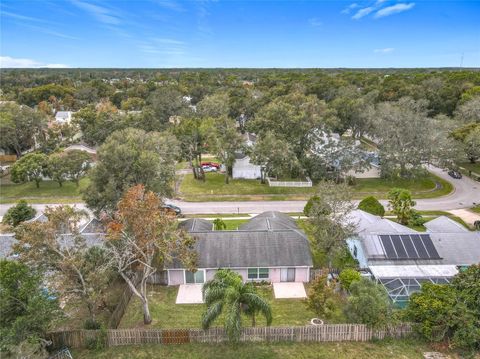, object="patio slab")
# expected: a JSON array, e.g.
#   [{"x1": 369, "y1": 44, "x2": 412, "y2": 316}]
[
  {"x1": 273, "y1": 282, "x2": 307, "y2": 299},
  {"x1": 176, "y1": 284, "x2": 204, "y2": 304}
]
